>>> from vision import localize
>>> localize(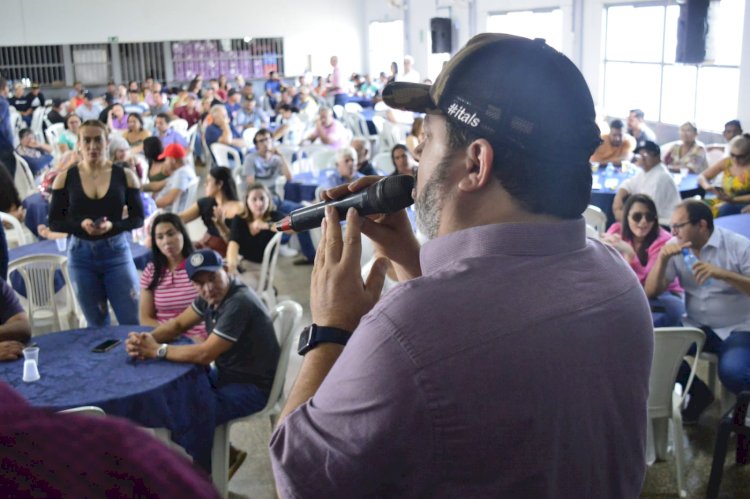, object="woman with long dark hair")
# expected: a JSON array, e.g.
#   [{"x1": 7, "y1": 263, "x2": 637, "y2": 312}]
[
  {"x1": 226, "y1": 182, "x2": 281, "y2": 289},
  {"x1": 49, "y1": 119, "x2": 144, "y2": 327},
  {"x1": 139, "y1": 213, "x2": 206, "y2": 342},
  {"x1": 179, "y1": 166, "x2": 243, "y2": 256},
  {"x1": 602, "y1": 193, "x2": 684, "y2": 325}
]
